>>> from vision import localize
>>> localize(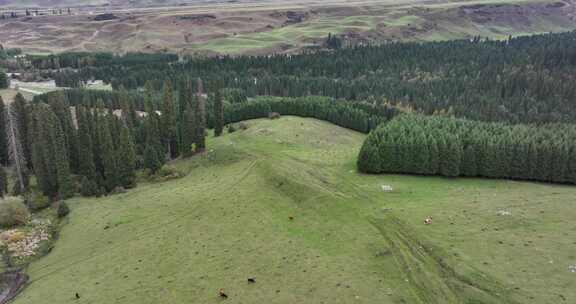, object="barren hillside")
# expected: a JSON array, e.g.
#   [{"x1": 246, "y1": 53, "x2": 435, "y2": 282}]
[{"x1": 1, "y1": 0, "x2": 574, "y2": 55}]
